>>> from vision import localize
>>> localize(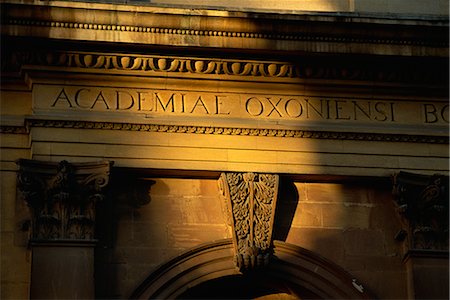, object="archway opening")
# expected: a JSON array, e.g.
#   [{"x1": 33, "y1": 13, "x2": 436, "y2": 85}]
[
  {"x1": 178, "y1": 273, "x2": 318, "y2": 299},
  {"x1": 130, "y1": 239, "x2": 373, "y2": 299}
]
